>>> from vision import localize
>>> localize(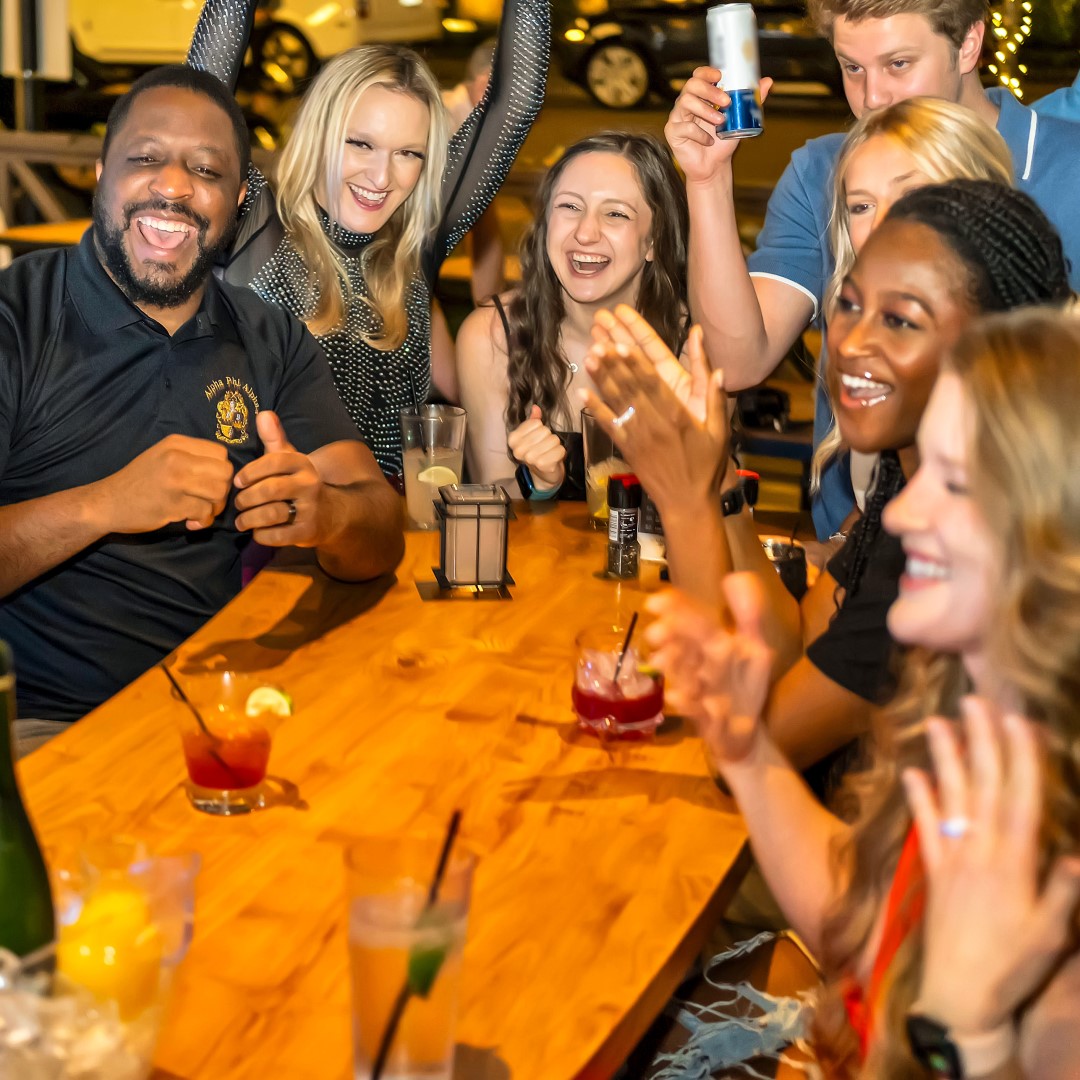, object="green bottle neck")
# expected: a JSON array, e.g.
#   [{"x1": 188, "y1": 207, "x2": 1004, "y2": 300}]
[{"x1": 0, "y1": 671, "x2": 22, "y2": 796}]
